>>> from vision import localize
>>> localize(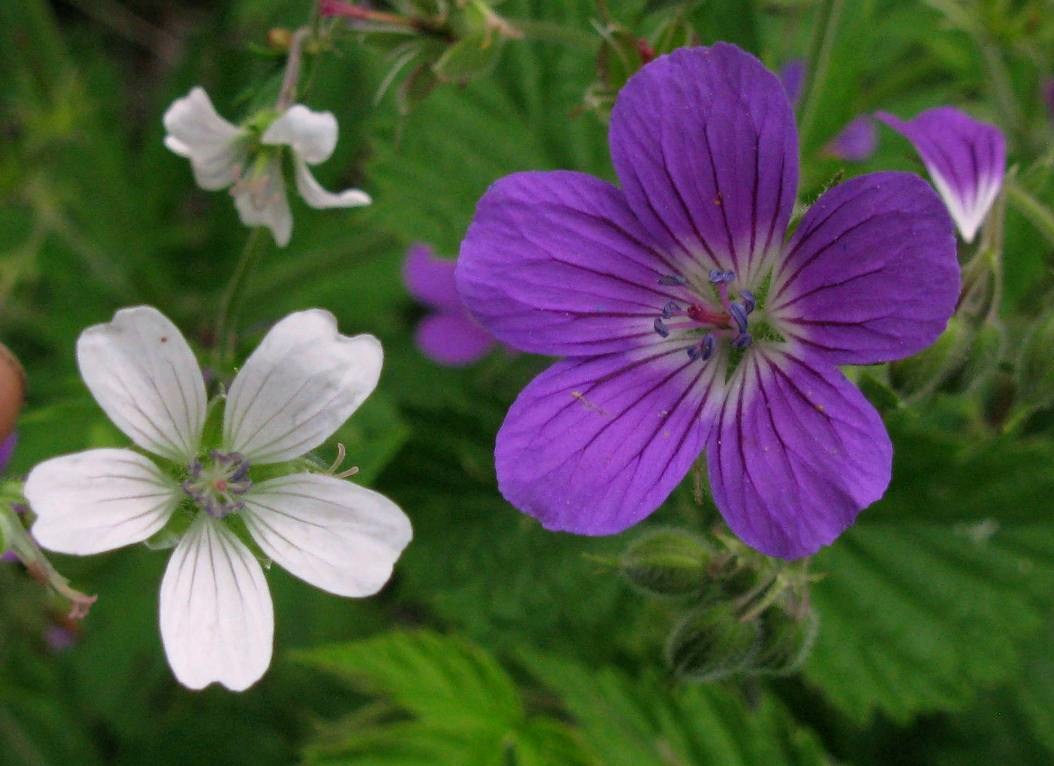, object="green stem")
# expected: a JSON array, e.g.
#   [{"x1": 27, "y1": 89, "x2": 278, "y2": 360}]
[
  {"x1": 1005, "y1": 178, "x2": 1054, "y2": 247},
  {"x1": 796, "y1": 0, "x2": 844, "y2": 148},
  {"x1": 506, "y1": 18, "x2": 593, "y2": 48},
  {"x1": 213, "y1": 229, "x2": 266, "y2": 368}
]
